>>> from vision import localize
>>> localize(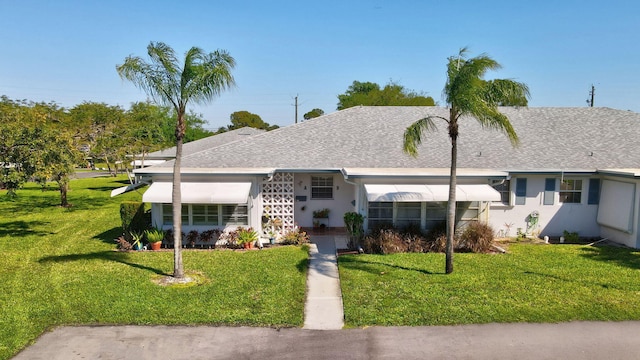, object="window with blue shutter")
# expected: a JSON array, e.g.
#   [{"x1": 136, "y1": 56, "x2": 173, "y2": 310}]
[
  {"x1": 588, "y1": 178, "x2": 601, "y2": 205},
  {"x1": 515, "y1": 178, "x2": 527, "y2": 205},
  {"x1": 544, "y1": 178, "x2": 555, "y2": 205}
]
